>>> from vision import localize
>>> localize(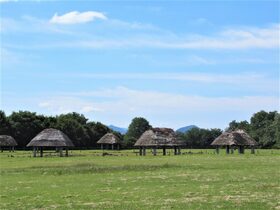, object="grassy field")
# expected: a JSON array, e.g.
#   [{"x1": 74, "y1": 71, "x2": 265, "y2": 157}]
[{"x1": 0, "y1": 149, "x2": 279, "y2": 210}]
